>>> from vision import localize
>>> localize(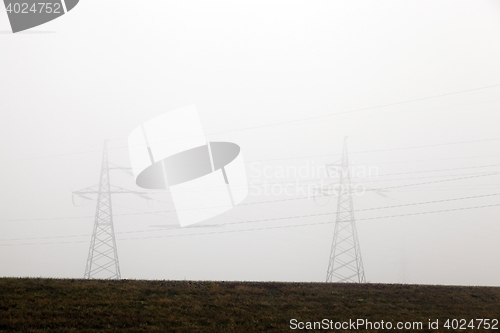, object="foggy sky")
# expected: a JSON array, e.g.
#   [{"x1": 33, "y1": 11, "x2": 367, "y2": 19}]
[{"x1": 1, "y1": 0, "x2": 500, "y2": 286}]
